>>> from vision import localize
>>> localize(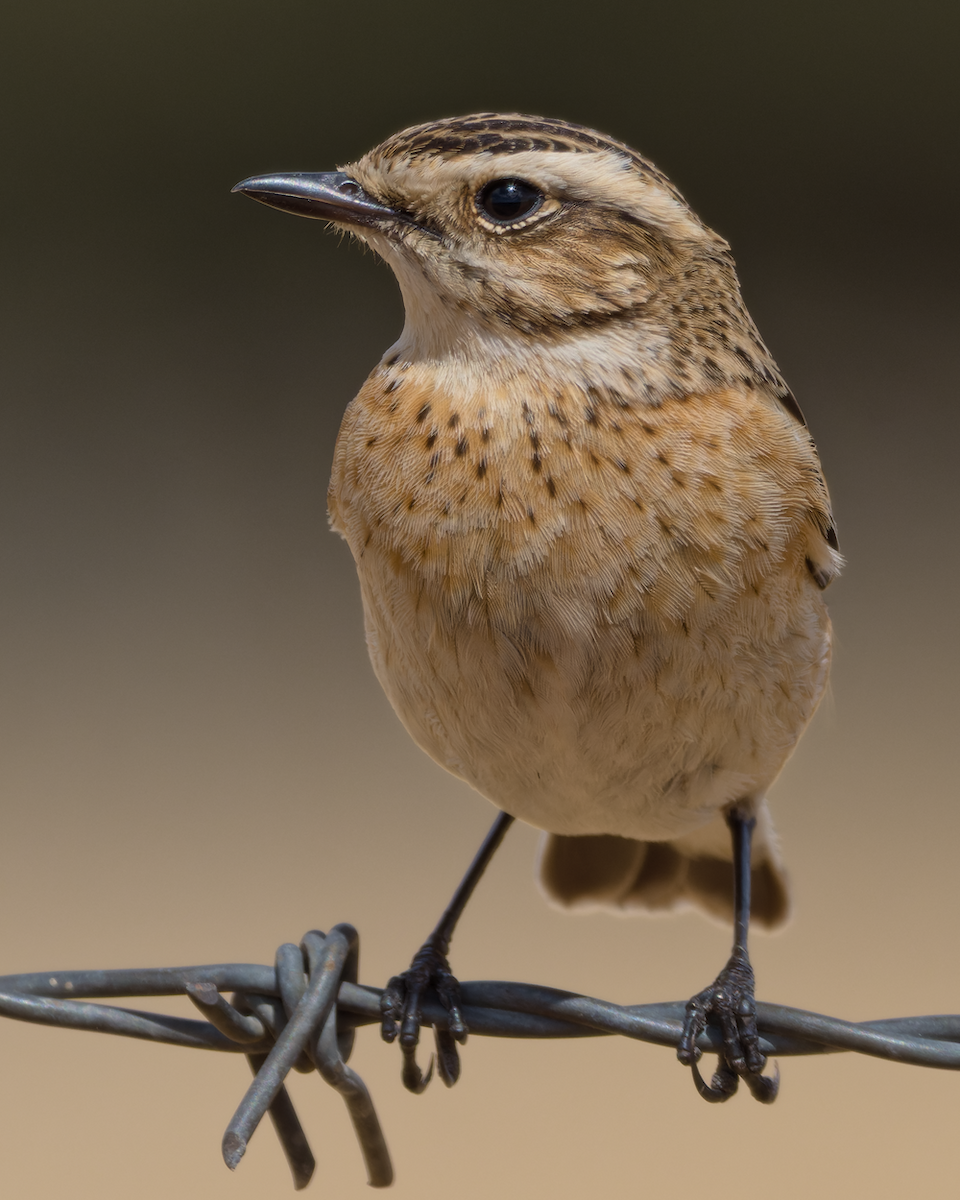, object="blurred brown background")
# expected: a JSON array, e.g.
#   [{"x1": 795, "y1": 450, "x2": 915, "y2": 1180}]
[{"x1": 1, "y1": 1, "x2": 958, "y2": 1196}]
